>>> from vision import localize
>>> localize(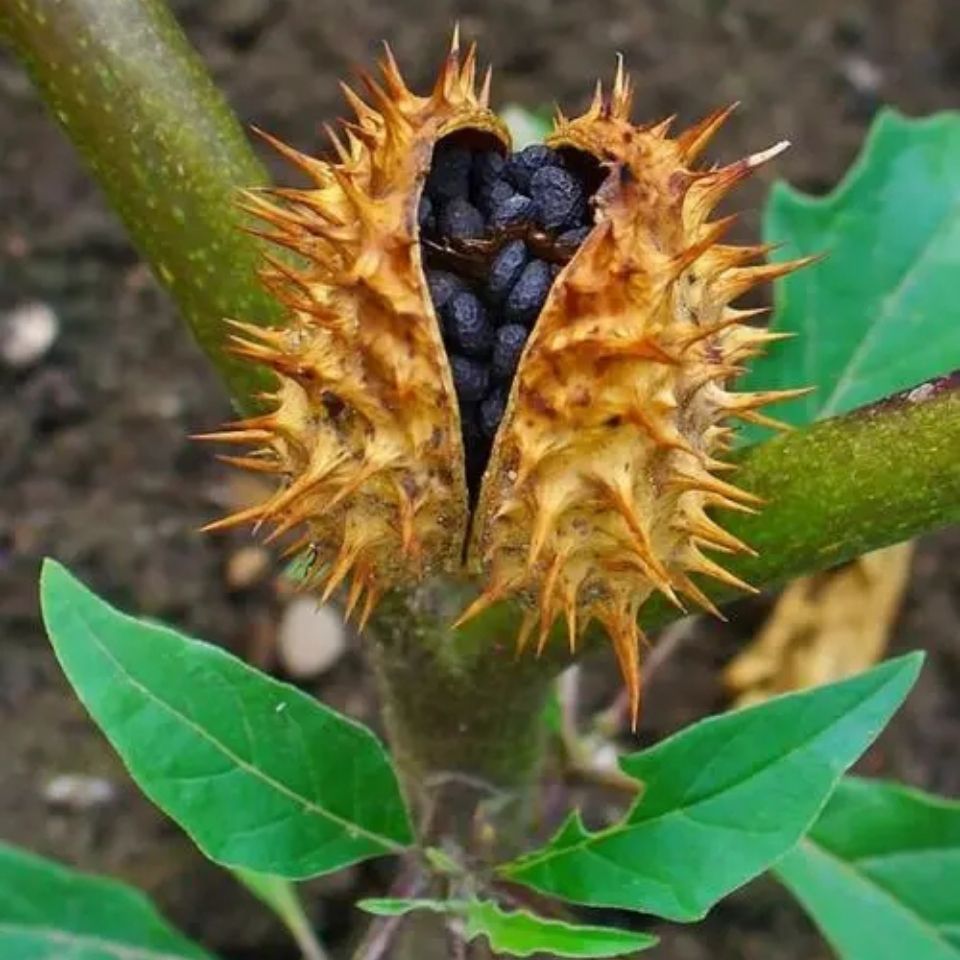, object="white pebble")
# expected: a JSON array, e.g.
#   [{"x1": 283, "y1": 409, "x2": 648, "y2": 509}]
[
  {"x1": 1, "y1": 302, "x2": 59, "y2": 368},
  {"x1": 278, "y1": 597, "x2": 347, "y2": 678},
  {"x1": 43, "y1": 774, "x2": 116, "y2": 811},
  {"x1": 842, "y1": 56, "x2": 883, "y2": 95}
]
